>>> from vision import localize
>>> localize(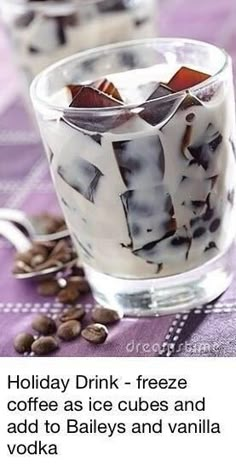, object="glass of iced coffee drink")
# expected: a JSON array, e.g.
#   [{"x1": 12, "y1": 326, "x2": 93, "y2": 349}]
[
  {"x1": 1, "y1": 0, "x2": 157, "y2": 84},
  {"x1": 30, "y1": 38, "x2": 236, "y2": 315}
]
